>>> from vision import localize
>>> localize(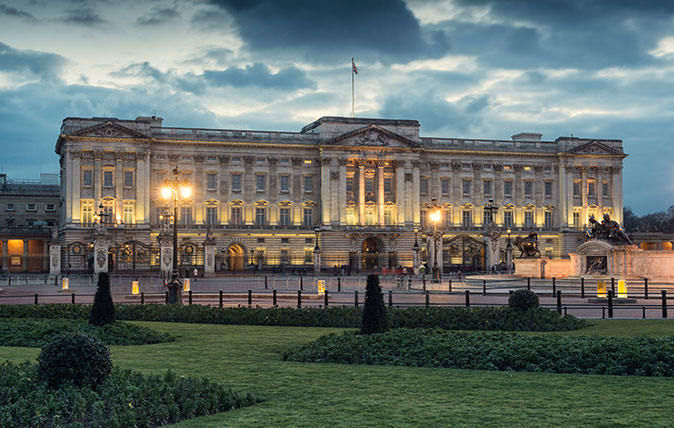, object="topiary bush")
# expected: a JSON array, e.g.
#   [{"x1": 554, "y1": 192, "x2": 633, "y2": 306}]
[
  {"x1": 361, "y1": 274, "x2": 388, "y2": 335},
  {"x1": 37, "y1": 332, "x2": 112, "y2": 389},
  {"x1": 509, "y1": 289, "x2": 540, "y2": 311},
  {"x1": 90, "y1": 272, "x2": 115, "y2": 326}
]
